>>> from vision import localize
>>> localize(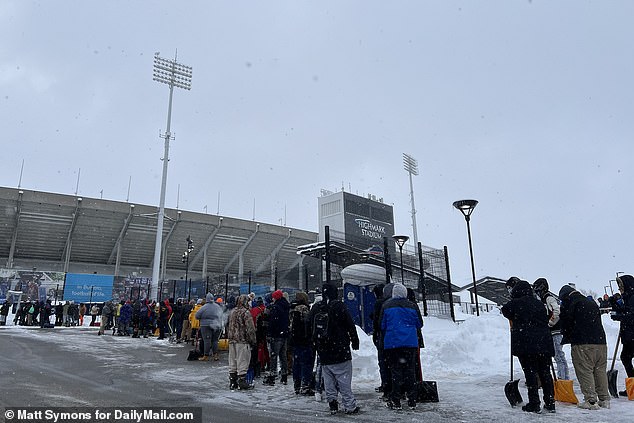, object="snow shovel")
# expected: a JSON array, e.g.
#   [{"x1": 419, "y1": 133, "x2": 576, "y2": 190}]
[
  {"x1": 504, "y1": 337, "x2": 522, "y2": 407},
  {"x1": 607, "y1": 333, "x2": 621, "y2": 398},
  {"x1": 551, "y1": 361, "x2": 578, "y2": 404},
  {"x1": 415, "y1": 347, "x2": 439, "y2": 402}
]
